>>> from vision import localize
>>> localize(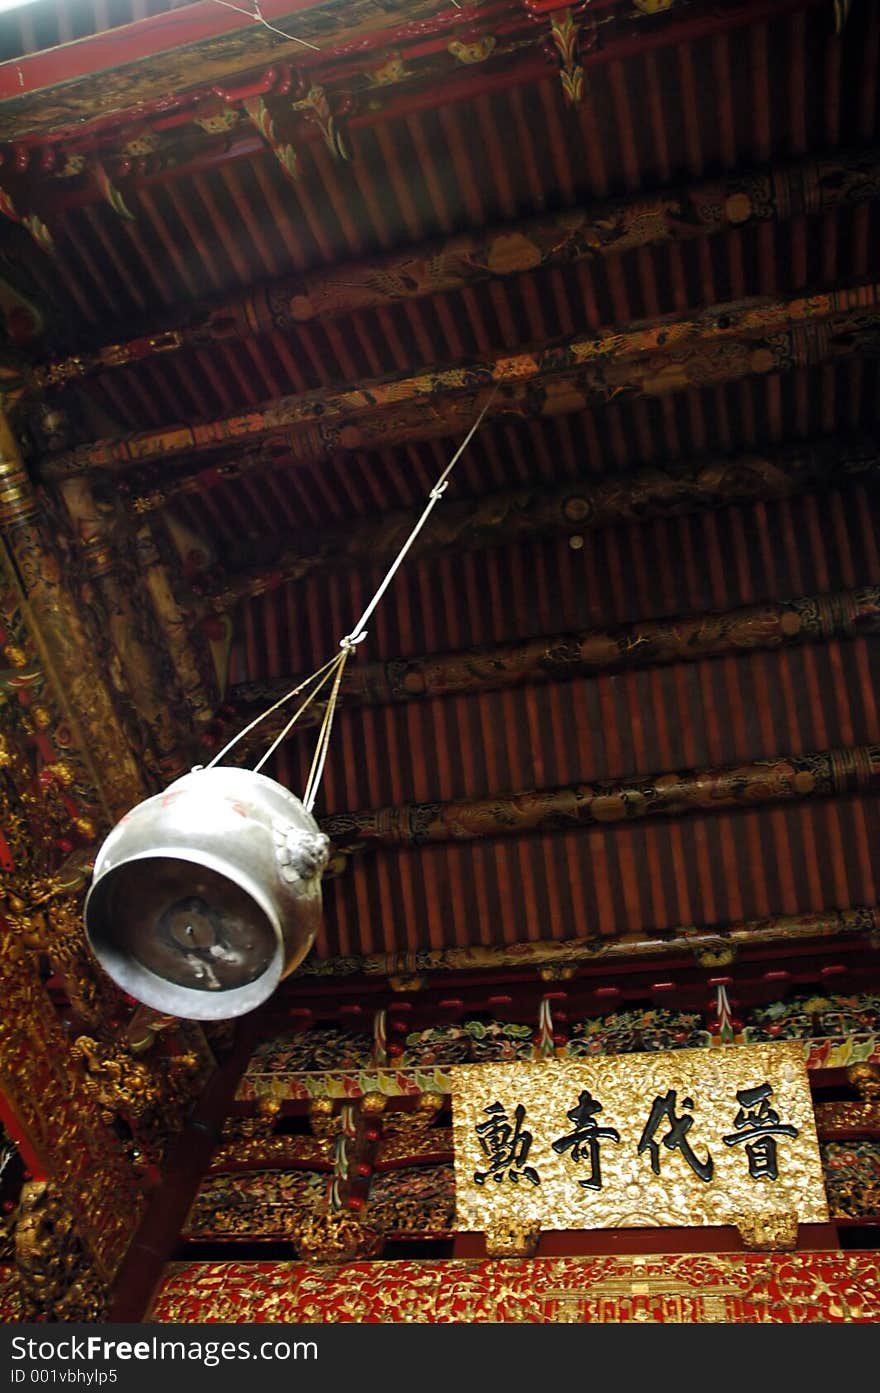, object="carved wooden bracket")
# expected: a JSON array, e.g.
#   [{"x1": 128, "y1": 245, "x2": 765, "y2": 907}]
[
  {"x1": 735, "y1": 1210, "x2": 799, "y2": 1251},
  {"x1": 484, "y1": 1219, "x2": 542, "y2": 1257}
]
